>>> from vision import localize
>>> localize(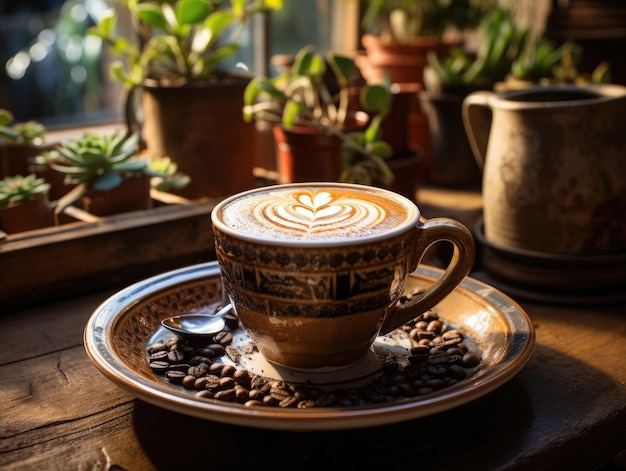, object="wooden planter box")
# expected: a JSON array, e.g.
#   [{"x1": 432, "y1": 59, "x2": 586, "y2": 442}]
[{"x1": 0, "y1": 192, "x2": 218, "y2": 312}]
